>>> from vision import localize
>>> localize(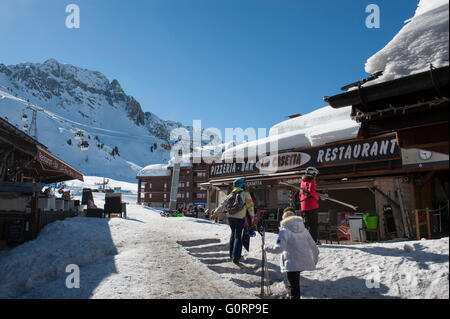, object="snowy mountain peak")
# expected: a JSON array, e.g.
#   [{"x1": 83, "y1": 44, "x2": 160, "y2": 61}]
[{"x1": 0, "y1": 59, "x2": 191, "y2": 182}]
